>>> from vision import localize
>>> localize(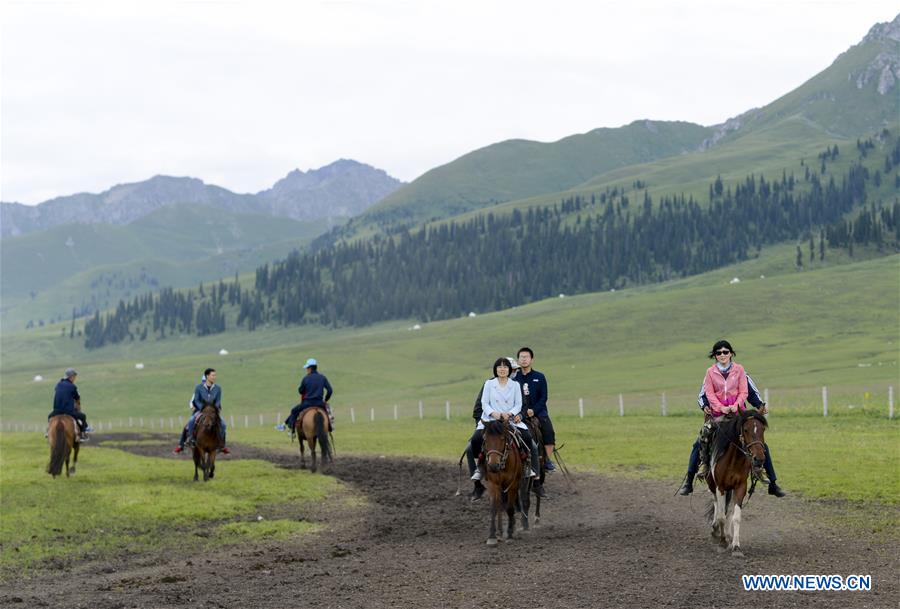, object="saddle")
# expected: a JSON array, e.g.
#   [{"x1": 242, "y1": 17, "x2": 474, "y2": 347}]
[{"x1": 297, "y1": 407, "x2": 333, "y2": 432}]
